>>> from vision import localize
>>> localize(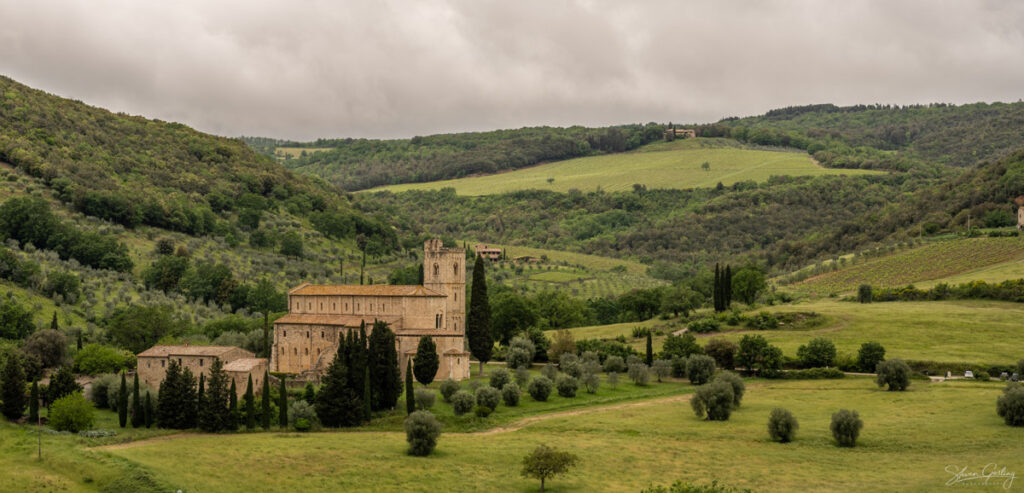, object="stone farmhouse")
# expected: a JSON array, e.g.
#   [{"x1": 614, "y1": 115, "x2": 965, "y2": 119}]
[
  {"x1": 474, "y1": 244, "x2": 502, "y2": 261},
  {"x1": 137, "y1": 345, "x2": 268, "y2": 398},
  {"x1": 271, "y1": 239, "x2": 471, "y2": 382}
]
